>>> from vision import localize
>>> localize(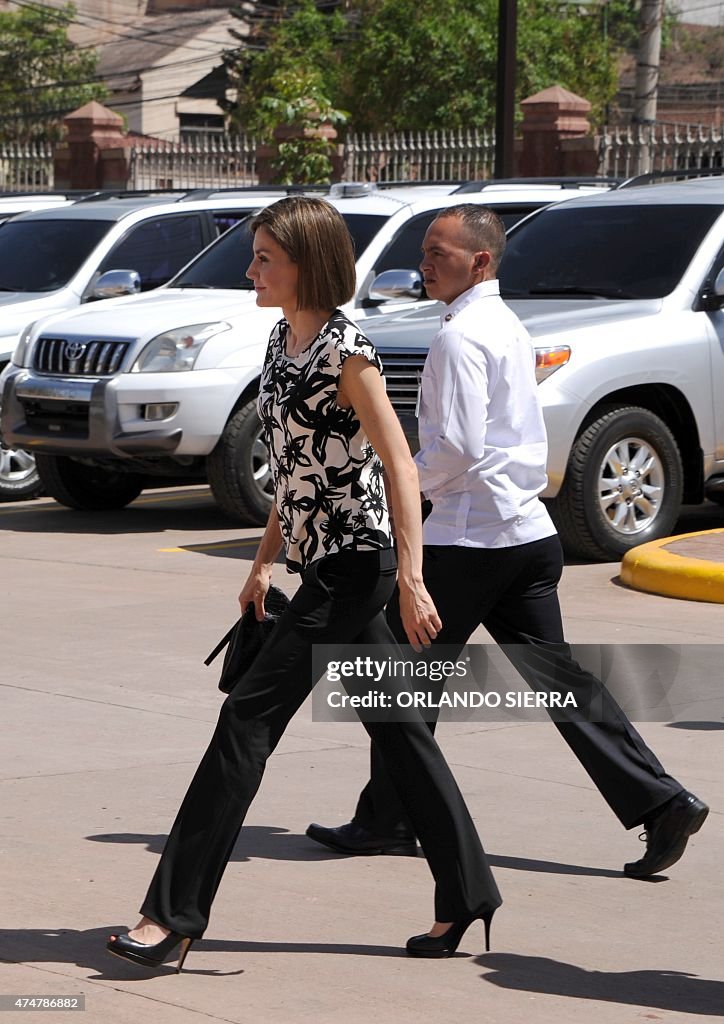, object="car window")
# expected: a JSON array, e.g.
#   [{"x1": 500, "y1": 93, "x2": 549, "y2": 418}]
[
  {"x1": 173, "y1": 219, "x2": 255, "y2": 290},
  {"x1": 99, "y1": 214, "x2": 205, "y2": 290},
  {"x1": 373, "y1": 212, "x2": 438, "y2": 275},
  {"x1": 343, "y1": 214, "x2": 388, "y2": 257},
  {"x1": 501, "y1": 204, "x2": 723, "y2": 300},
  {"x1": 212, "y1": 209, "x2": 259, "y2": 237},
  {"x1": 172, "y1": 212, "x2": 390, "y2": 291},
  {"x1": 494, "y1": 203, "x2": 548, "y2": 230},
  {"x1": 0, "y1": 219, "x2": 110, "y2": 293}
]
